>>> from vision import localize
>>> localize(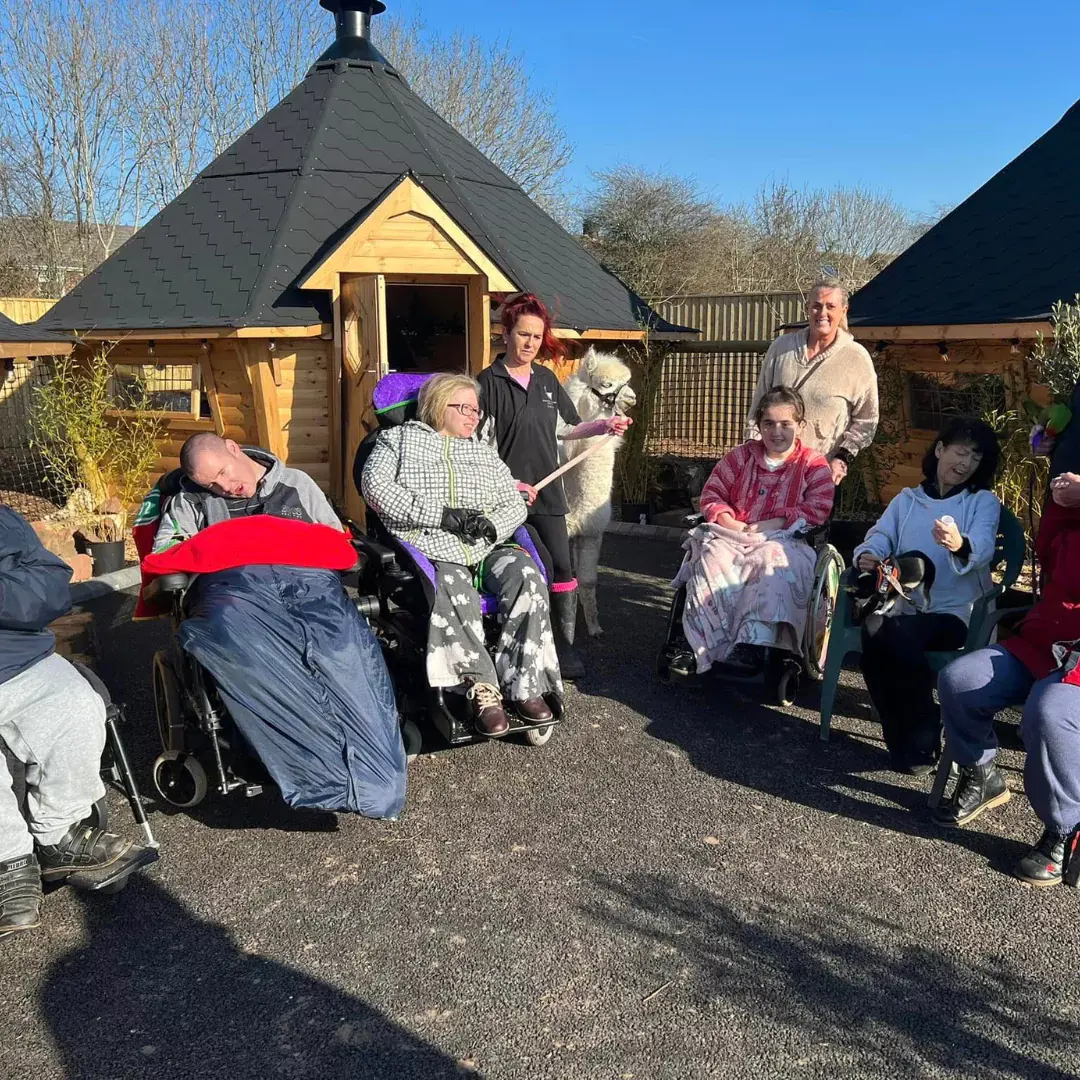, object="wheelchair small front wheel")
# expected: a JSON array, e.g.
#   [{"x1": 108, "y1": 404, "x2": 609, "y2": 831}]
[
  {"x1": 524, "y1": 724, "x2": 554, "y2": 747},
  {"x1": 777, "y1": 668, "x2": 800, "y2": 708},
  {"x1": 152, "y1": 751, "x2": 208, "y2": 808}
]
